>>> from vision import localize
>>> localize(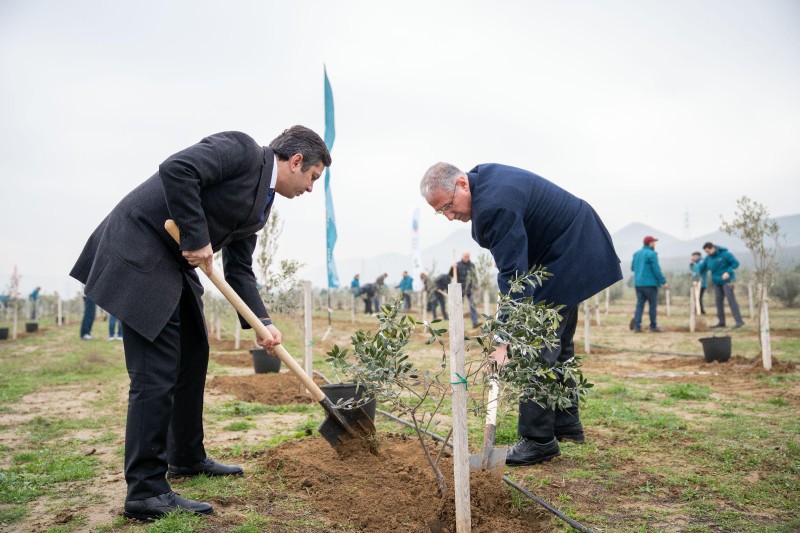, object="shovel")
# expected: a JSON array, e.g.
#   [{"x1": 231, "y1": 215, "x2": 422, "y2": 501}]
[
  {"x1": 469, "y1": 375, "x2": 507, "y2": 476},
  {"x1": 164, "y1": 220, "x2": 375, "y2": 450}
]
